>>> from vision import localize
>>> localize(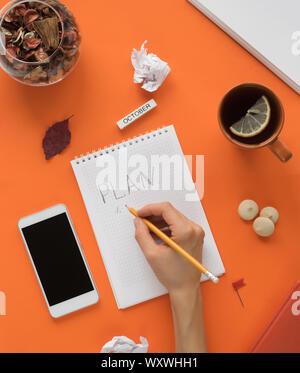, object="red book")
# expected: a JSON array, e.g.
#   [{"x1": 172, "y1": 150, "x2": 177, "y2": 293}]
[{"x1": 251, "y1": 281, "x2": 300, "y2": 353}]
